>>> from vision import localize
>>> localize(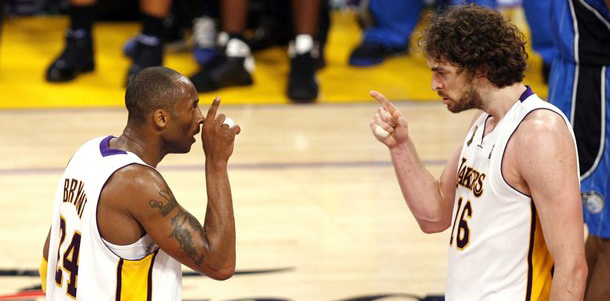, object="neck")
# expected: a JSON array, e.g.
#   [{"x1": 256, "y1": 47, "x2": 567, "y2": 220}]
[
  {"x1": 480, "y1": 82, "x2": 527, "y2": 120},
  {"x1": 110, "y1": 126, "x2": 165, "y2": 167}
]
